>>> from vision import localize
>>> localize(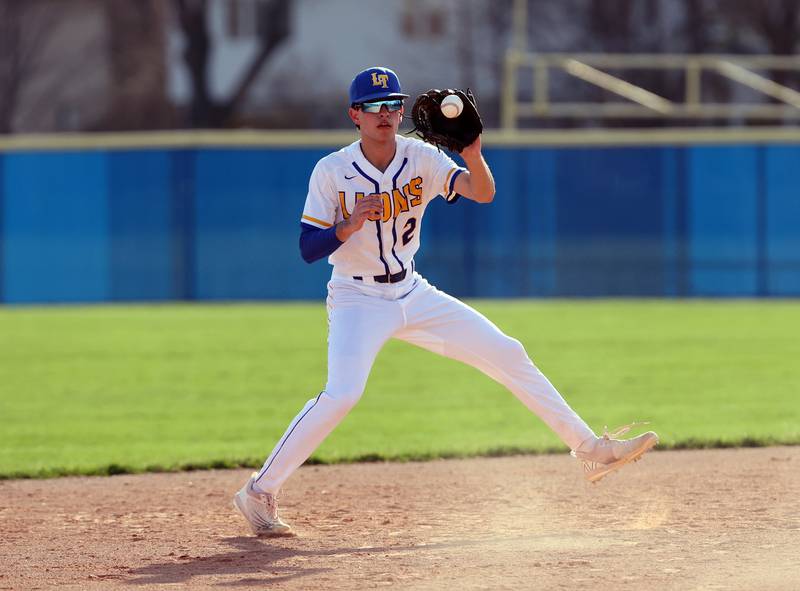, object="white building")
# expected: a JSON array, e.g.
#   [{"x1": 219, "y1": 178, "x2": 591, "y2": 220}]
[{"x1": 166, "y1": 0, "x2": 515, "y2": 126}]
